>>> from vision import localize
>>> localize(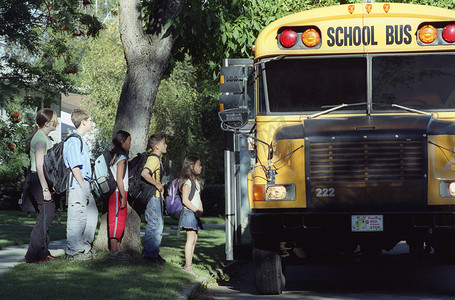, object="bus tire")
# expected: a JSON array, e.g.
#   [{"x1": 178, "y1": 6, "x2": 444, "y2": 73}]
[{"x1": 253, "y1": 247, "x2": 284, "y2": 295}]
